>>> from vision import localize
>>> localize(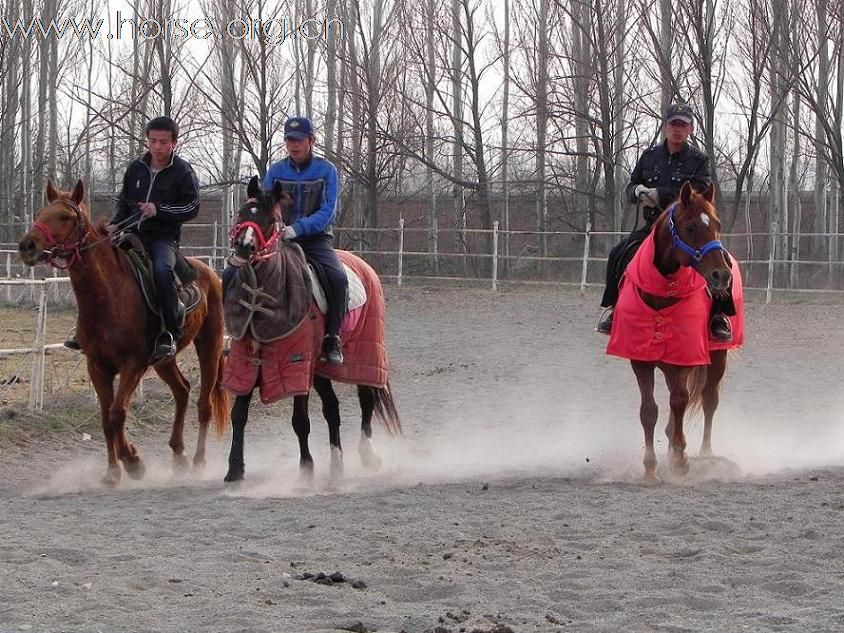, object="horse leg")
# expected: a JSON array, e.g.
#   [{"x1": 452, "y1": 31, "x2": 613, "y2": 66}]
[
  {"x1": 191, "y1": 328, "x2": 226, "y2": 470},
  {"x1": 109, "y1": 364, "x2": 147, "y2": 482},
  {"x1": 225, "y1": 392, "x2": 253, "y2": 483},
  {"x1": 631, "y1": 361, "x2": 659, "y2": 480},
  {"x1": 313, "y1": 375, "x2": 343, "y2": 478},
  {"x1": 701, "y1": 350, "x2": 727, "y2": 457},
  {"x1": 292, "y1": 394, "x2": 314, "y2": 478},
  {"x1": 87, "y1": 359, "x2": 120, "y2": 486},
  {"x1": 357, "y1": 385, "x2": 382, "y2": 471},
  {"x1": 662, "y1": 365, "x2": 692, "y2": 476},
  {"x1": 152, "y1": 358, "x2": 191, "y2": 473}
]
